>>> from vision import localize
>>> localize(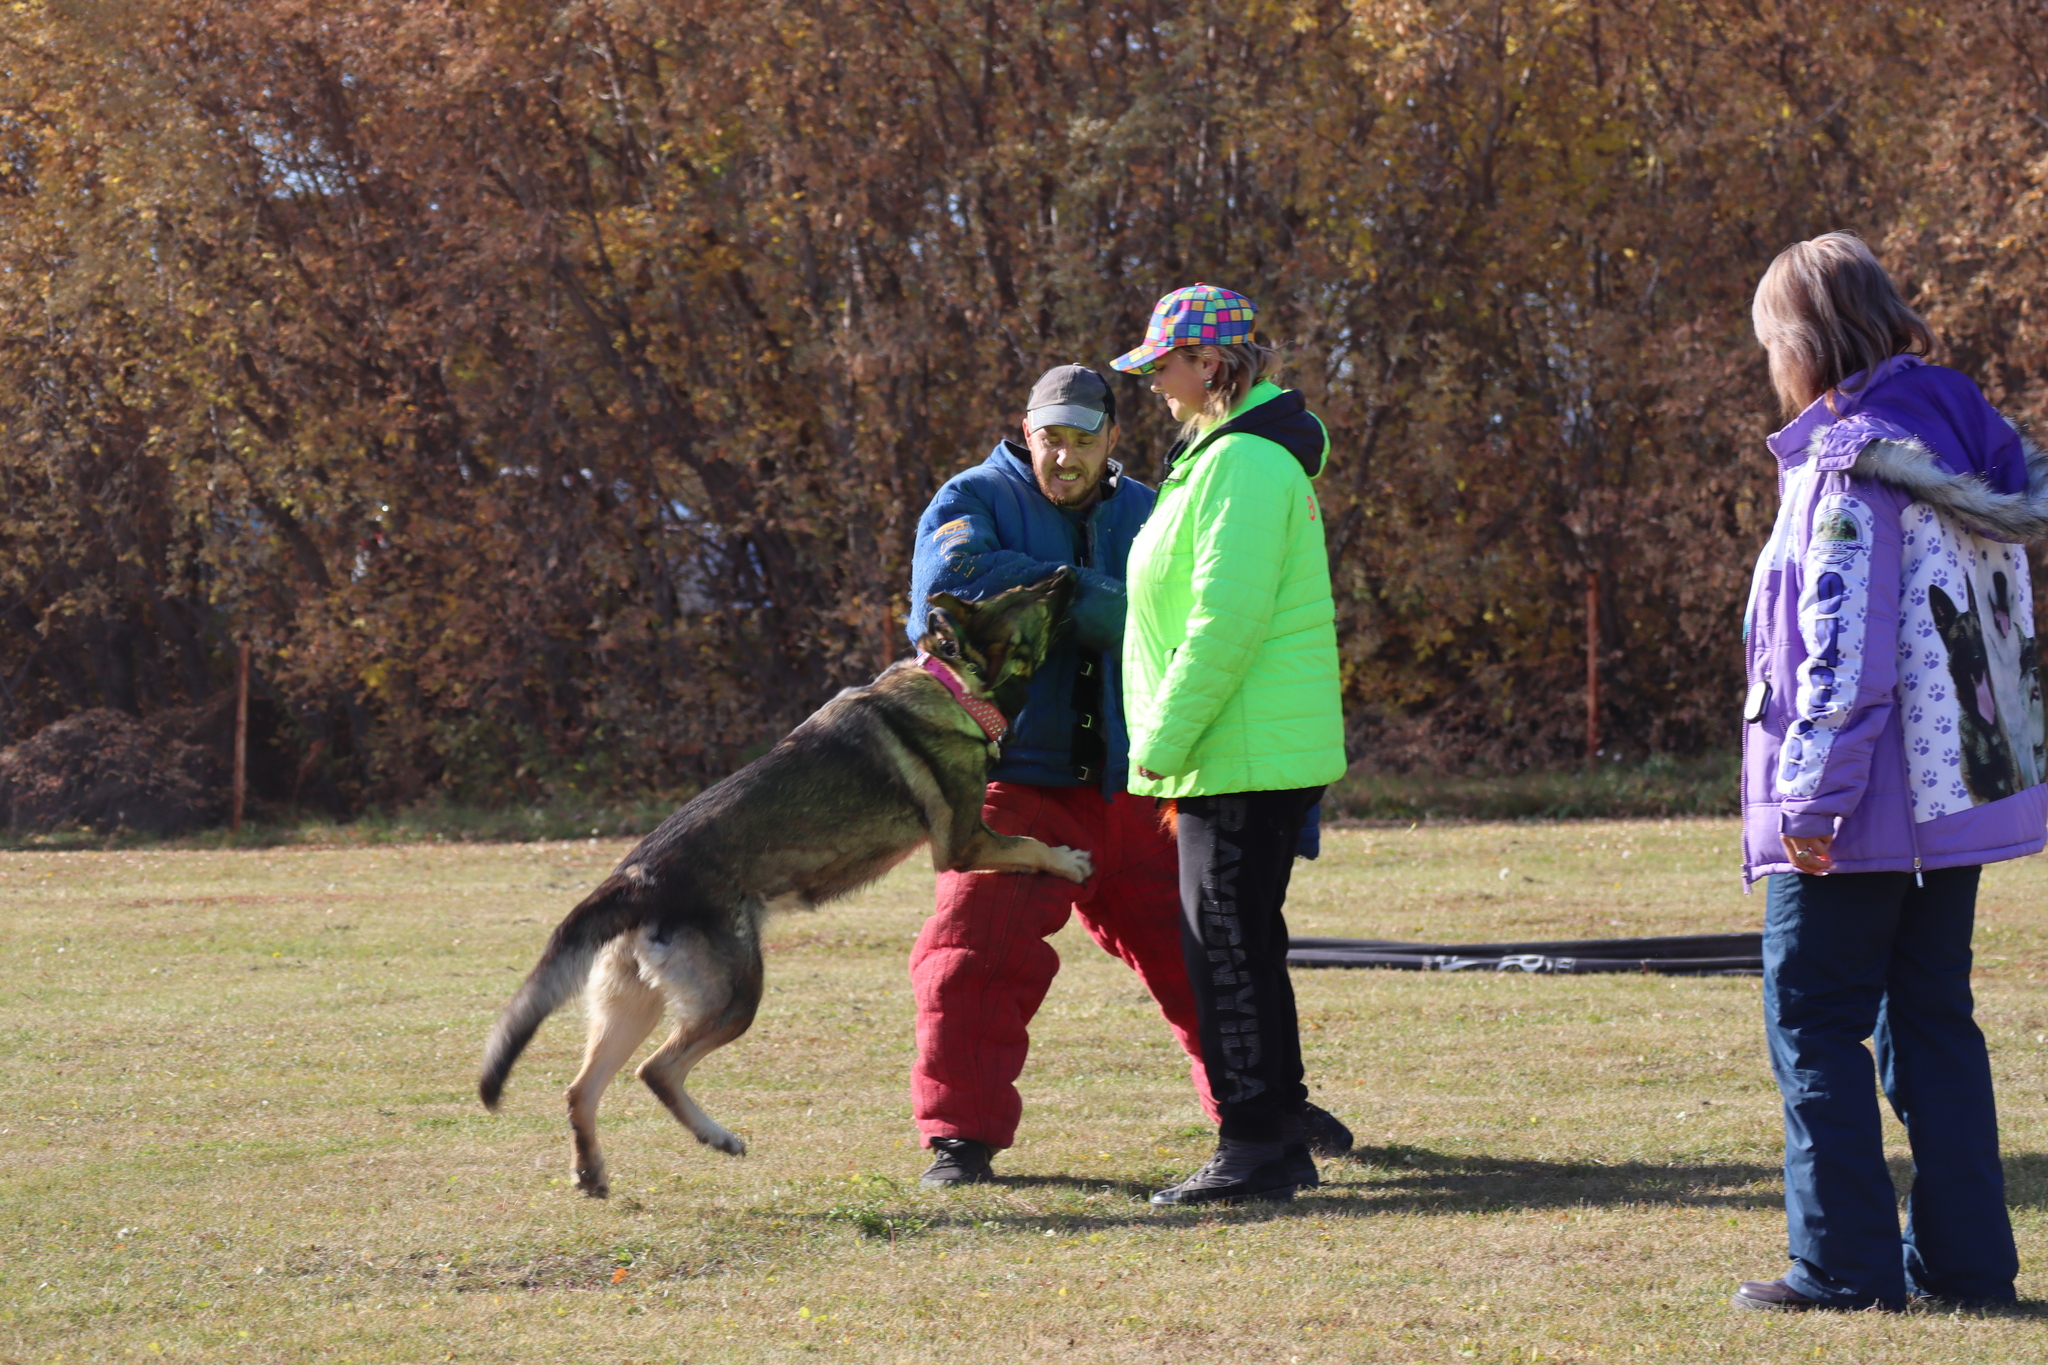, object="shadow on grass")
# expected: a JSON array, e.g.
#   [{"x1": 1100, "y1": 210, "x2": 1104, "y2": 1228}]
[
  {"x1": 809, "y1": 1148, "x2": 2048, "y2": 1241},
  {"x1": 1990, "y1": 1152, "x2": 2048, "y2": 1211},
  {"x1": 933, "y1": 1157, "x2": 1785, "y2": 1216},
  {"x1": 1341, "y1": 1146, "x2": 2048, "y2": 1217},
  {"x1": 1309, "y1": 1144, "x2": 1782, "y2": 1214},
  {"x1": 797, "y1": 1146, "x2": 1794, "y2": 1241}
]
